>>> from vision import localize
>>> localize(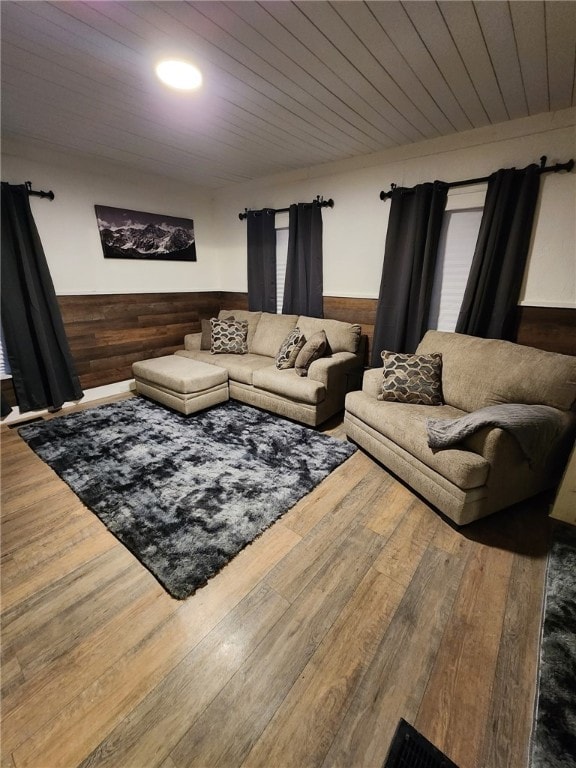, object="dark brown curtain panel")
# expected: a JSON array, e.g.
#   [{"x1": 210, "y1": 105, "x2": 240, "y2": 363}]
[
  {"x1": 456, "y1": 165, "x2": 541, "y2": 340},
  {"x1": 247, "y1": 208, "x2": 277, "y2": 313},
  {"x1": 282, "y1": 203, "x2": 324, "y2": 318},
  {"x1": 371, "y1": 182, "x2": 448, "y2": 364},
  {"x1": 1, "y1": 182, "x2": 83, "y2": 412}
]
